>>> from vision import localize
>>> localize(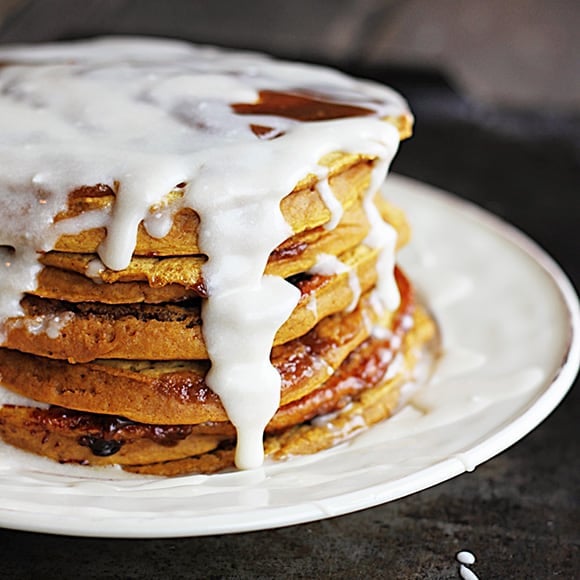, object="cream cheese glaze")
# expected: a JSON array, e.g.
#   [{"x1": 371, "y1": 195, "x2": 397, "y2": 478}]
[
  {"x1": 0, "y1": 36, "x2": 409, "y2": 469},
  {"x1": 308, "y1": 253, "x2": 362, "y2": 312}
]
